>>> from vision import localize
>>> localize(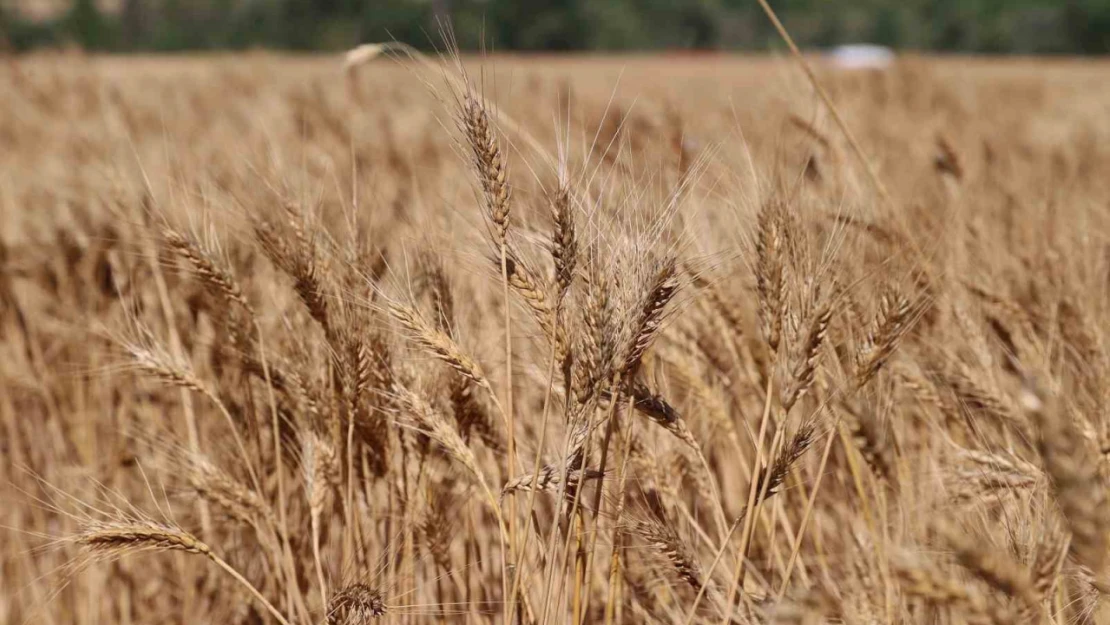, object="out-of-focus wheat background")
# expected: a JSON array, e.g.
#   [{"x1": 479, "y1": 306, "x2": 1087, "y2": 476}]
[{"x1": 4, "y1": 4, "x2": 1110, "y2": 625}]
